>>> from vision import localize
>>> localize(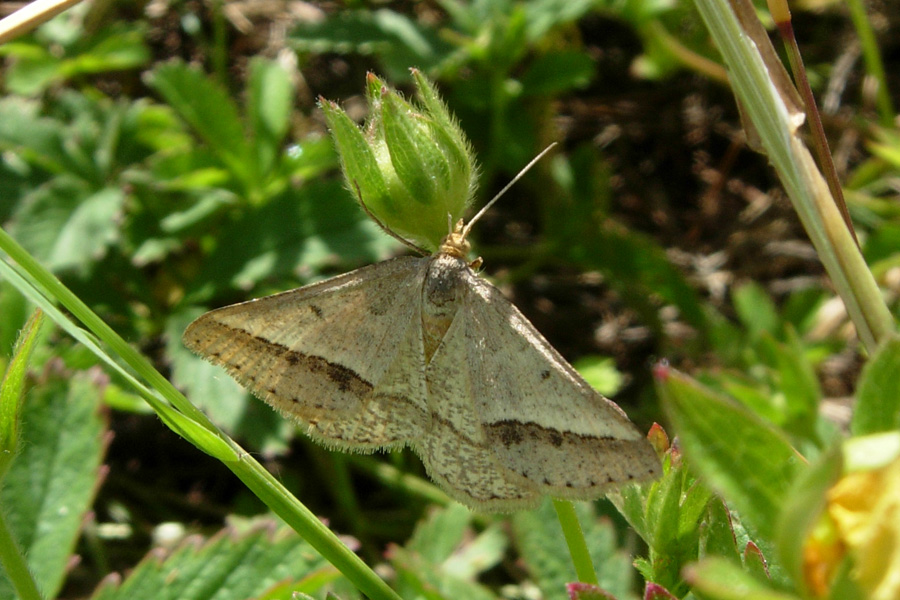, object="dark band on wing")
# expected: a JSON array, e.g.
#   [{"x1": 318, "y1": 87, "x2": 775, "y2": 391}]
[
  {"x1": 486, "y1": 419, "x2": 618, "y2": 448},
  {"x1": 185, "y1": 319, "x2": 374, "y2": 397}
]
